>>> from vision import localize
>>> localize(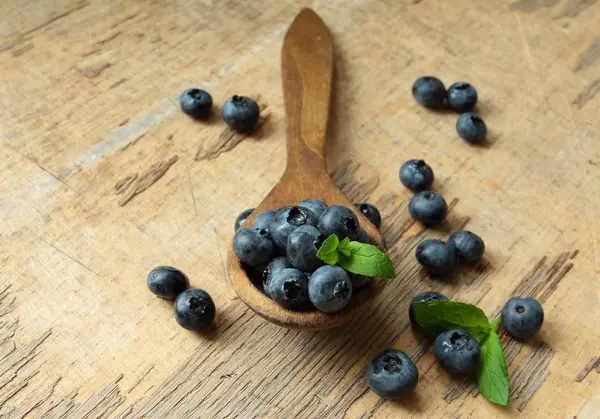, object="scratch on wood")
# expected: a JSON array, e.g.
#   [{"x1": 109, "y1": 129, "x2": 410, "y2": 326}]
[
  {"x1": 12, "y1": 43, "x2": 34, "y2": 57},
  {"x1": 509, "y1": 341, "x2": 556, "y2": 411},
  {"x1": 553, "y1": 0, "x2": 597, "y2": 18},
  {"x1": 96, "y1": 31, "x2": 122, "y2": 45},
  {"x1": 110, "y1": 78, "x2": 128, "y2": 89},
  {"x1": 509, "y1": 0, "x2": 560, "y2": 13},
  {"x1": 82, "y1": 62, "x2": 112, "y2": 78},
  {"x1": 118, "y1": 156, "x2": 179, "y2": 206},
  {"x1": 195, "y1": 101, "x2": 270, "y2": 161},
  {"x1": 119, "y1": 132, "x2": 146, "y2": 151},
  {"x1": 573, "y1": 78, "x2": 600, "y2": 108},
  {"x1": 110, "y1": 12, "x2": 140, "y2": 29},
  {"x1": 573, "y1": 38, "x2": 600, "y2": 72},
  {"x1": 115, "y1": 174, "x2": 138, "y2": 195},
  {"x1": 127, "y1": 364, "x2": 155, "y2": 393},
  {"x1": 575, "y1": 356, "x2": 600, "y2": 382}
]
